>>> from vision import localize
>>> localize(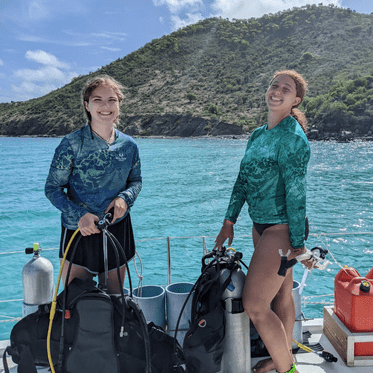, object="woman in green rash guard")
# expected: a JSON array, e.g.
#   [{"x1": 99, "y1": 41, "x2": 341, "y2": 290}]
[{"x1": 214, "y1": 70, "x2": 313, "y2": 373}]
